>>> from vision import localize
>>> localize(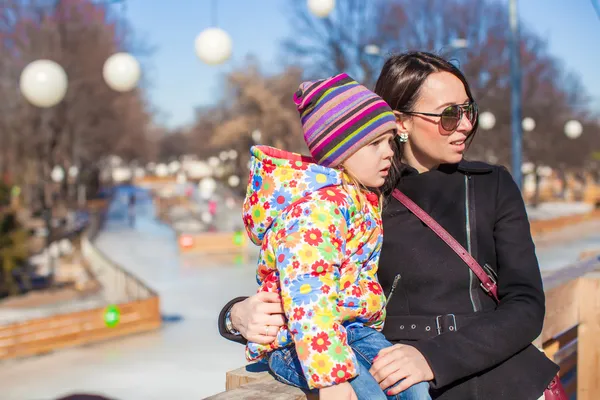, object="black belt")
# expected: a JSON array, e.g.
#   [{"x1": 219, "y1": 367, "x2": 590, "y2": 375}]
[{"x1": 383, "y1": 314, "x2": 481, "y2": 341}]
